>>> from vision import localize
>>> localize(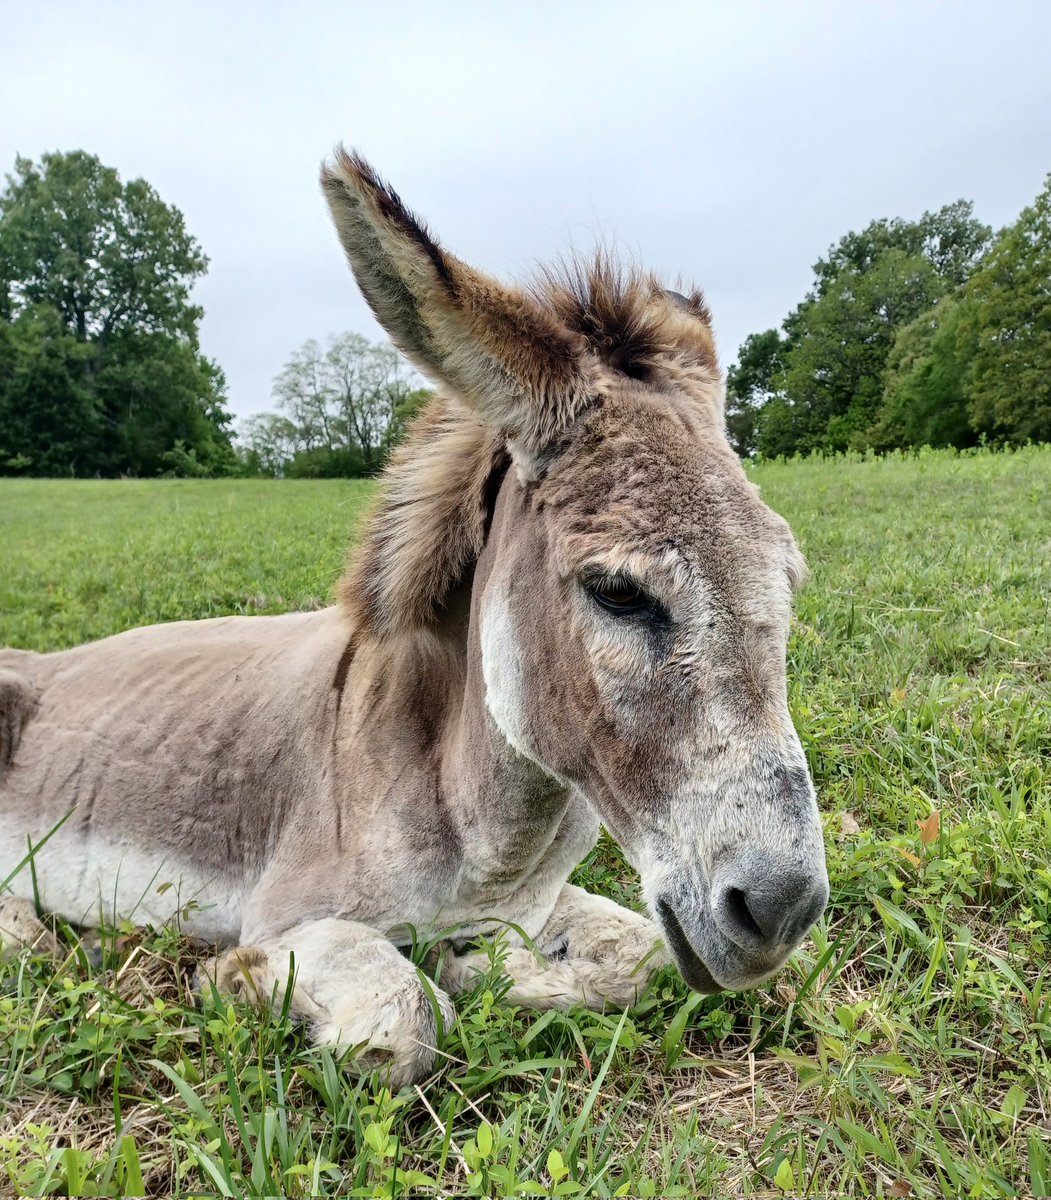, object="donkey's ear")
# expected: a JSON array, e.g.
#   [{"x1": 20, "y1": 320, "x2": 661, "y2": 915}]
[{"x1": 321, "y1": 147, "x2": 593, "y2": 456}]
